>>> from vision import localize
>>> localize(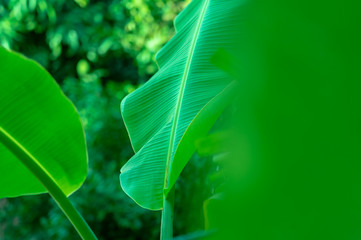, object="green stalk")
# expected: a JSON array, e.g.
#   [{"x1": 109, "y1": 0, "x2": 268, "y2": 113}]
[
  {"x1": 160, "y1": 1, "x2": 210, "y2": 237},
  {"x1": 0, "y1": 127, "x2": 97, "y2": 240},
  {"x1": 161, "y1": 186, "x2": 175, "y2": 240}
]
